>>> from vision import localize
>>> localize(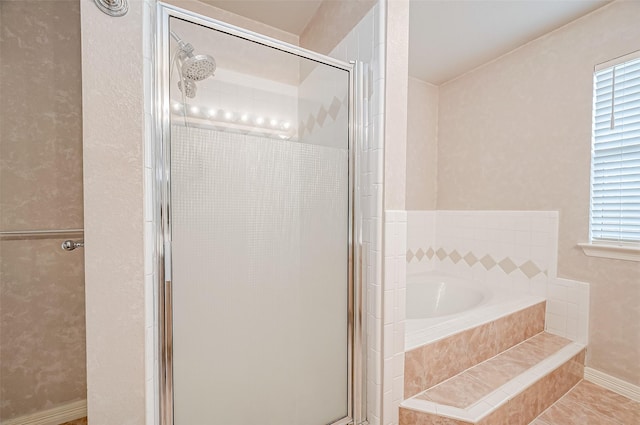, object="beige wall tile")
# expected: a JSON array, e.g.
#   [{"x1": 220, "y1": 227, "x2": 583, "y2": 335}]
[{"x1": 435, "y1": 0, "x2": 640, "y2": 385}]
